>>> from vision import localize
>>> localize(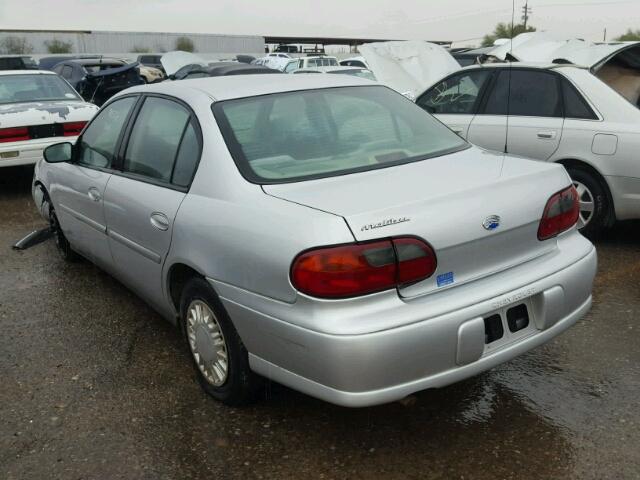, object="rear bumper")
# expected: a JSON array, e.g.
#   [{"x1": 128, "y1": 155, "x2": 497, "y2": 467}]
[
  {"x1": 607, "y1": 175, "x2": 640, "y2": 221},
  {"x1": 0, "y1": 137, "x2": 76, "y2": 167},
  {"x1": 214, "y1": 233, "x2": 596, "y2": 407}
]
